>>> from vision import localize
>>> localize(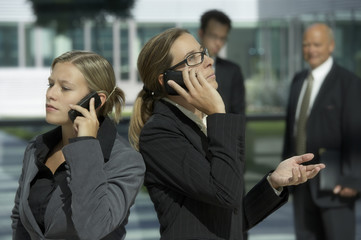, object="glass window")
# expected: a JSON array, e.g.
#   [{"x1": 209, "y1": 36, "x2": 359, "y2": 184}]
[
  {"x1": 69, "y1": 27, "x2": 84, "y2": 50},
  {"x1": 136, "y1": 23, "x2": 176, "y2": 82},
  {"x1": 137, "y1": 23, "x2": 176, "y2": 48},
  {"x1": 52, "y1": 27, "x2": 84, "y2": 64},
  {"x1": 333, "y1": 14, "x2": 361, "y2": 77},
  {"x1": 25, "y1": 24, "x2": 35, "y2": 67},
  {"x1": 24, "y1": 25, "x2": 84, "y2": 67},
  {"x1": 0, "y1": 24, "x2": 18, "y2": 66},
  {"x1": 42, "y1": 28, "x2": 56, "y2": 66},
  {"x1": 91, "y1": 23, "x2": 113, "y2": 64},
  {"x1": 227, "y1": 21, "x2": 290, "y2": 114},
  {"x1": 120, "y1": 23, "x2": 129, "y2": 80}
]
